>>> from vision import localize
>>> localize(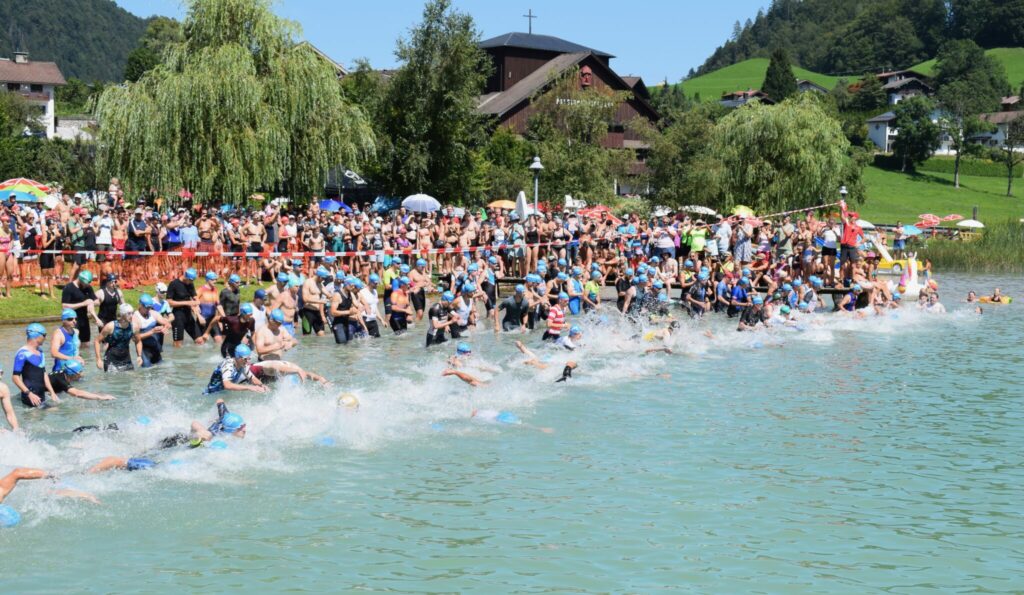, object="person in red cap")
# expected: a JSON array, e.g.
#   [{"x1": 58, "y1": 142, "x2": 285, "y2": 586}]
[{"x1": 839, "y1": 199, "x2": 862, "y2": 288}]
